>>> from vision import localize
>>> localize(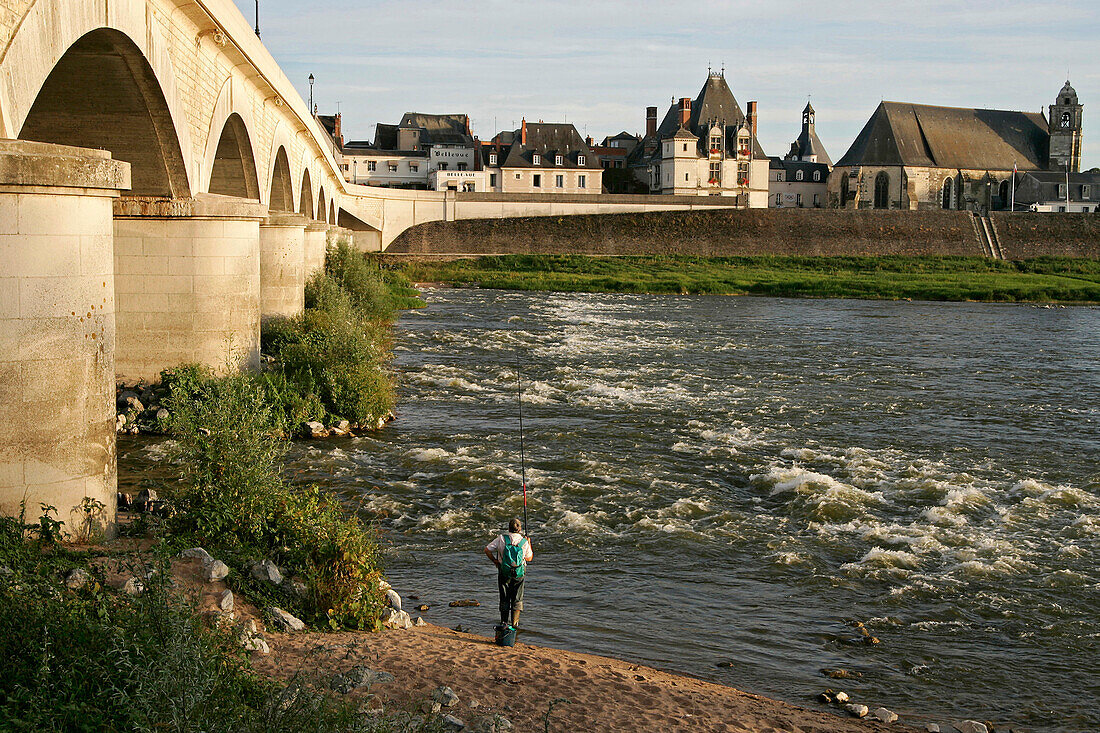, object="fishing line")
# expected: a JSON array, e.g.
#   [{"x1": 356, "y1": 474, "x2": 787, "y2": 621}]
[{"x1": 516, "y1": 353, "x2": 529, "y2": 536}]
